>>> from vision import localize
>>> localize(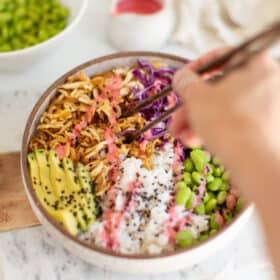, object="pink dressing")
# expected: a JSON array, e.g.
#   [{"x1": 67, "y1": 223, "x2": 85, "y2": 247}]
[
  {"x1": 104, "y1": 128, "x2": 121, "y2": 165},
  {"x1": 172, "y1": 141, "x2": 184, "y2": 175},
  {"x1": 113, "y1": 0, "x2": 162, "y2": 15},
  {"x1": 102, "y1": 180, "x2": 141, "y2": 249},
  {"x1": 192, "y1": 179, "x2": 206, "y2": 208},
  {"x1": 54, "y1": 74, "x2": 122, "y2": 160},
  {"x1": 54, "y1": 101, "x2": 97, "y2": 159},
  {"x1": 55, "y1": 143, "x2": 70, "y2": 160}
]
